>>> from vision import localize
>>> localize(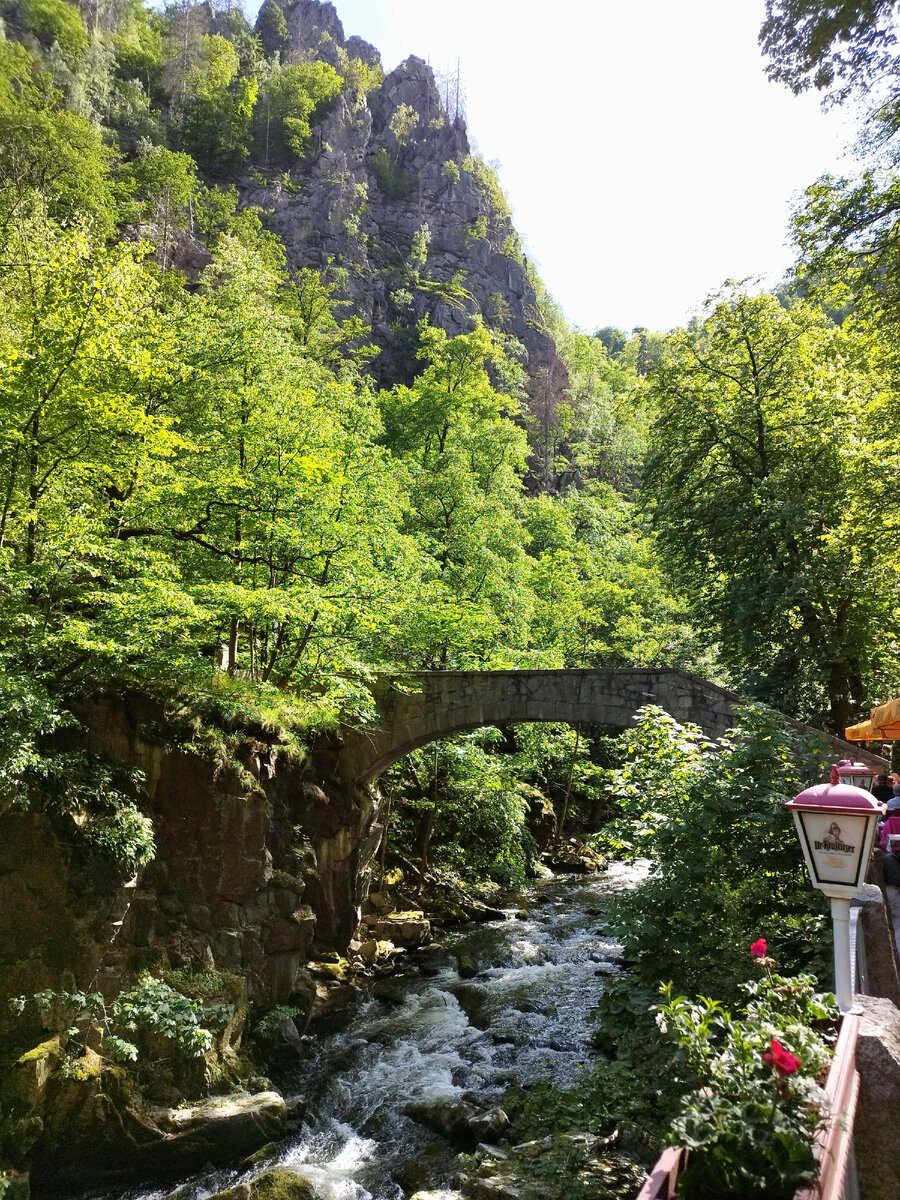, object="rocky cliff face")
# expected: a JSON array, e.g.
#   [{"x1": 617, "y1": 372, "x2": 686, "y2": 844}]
[
  {"x1": 243, "y1": 0, "x2": 568, "y2": 395},
  {"x1": 0, "y1": 696, "x2": 380, "y2": 1056}
]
